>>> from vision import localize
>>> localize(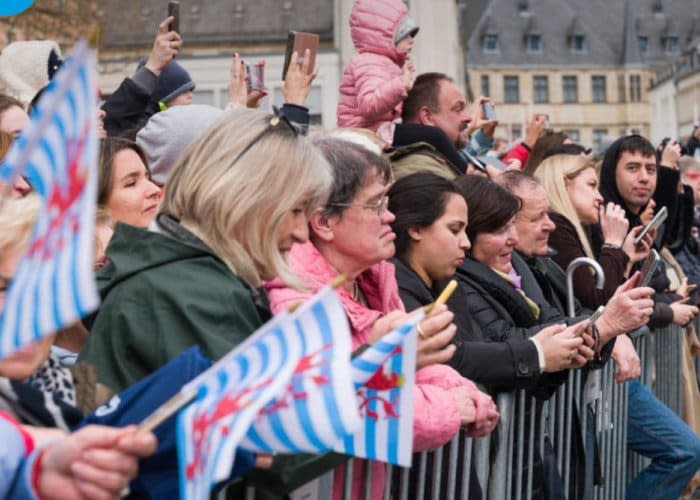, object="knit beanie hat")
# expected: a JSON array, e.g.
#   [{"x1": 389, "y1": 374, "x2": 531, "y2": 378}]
[
  {"x1": 137, "y1": 59, "x2": 195, "y2": 107},
  {"x1": 0, "y1": 40, "x2": 63, "y2": 105},
  {"x1": 395, "y1": 15, "x2": 419, "y2": 45},
  {"x1": 136, "y1": 104, "x2": 224, "y2": 186}
]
